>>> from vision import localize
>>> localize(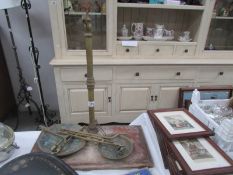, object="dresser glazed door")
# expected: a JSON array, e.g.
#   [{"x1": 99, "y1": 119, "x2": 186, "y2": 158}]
[
  {"x1": 63, "y1": 0, "x2": 107, "y2": 51},
  {"x1": 205, "y1": 0, "x2": 233, "y2": 51}
]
